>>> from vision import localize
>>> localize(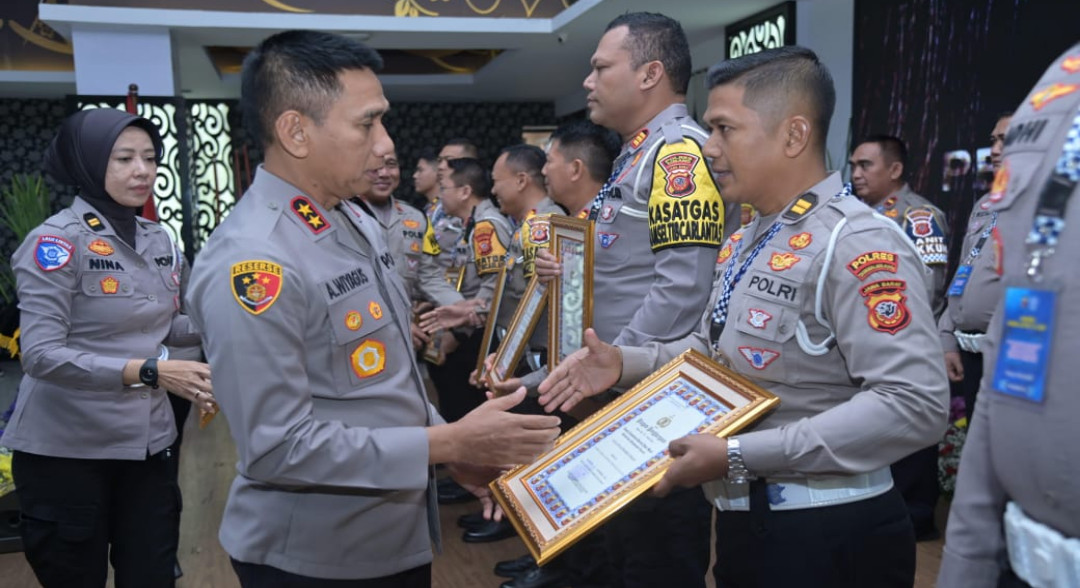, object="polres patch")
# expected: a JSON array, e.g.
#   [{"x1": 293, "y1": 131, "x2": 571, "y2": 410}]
[
  {"x1": 34, "y1": 235, "x2": 74, "y2": 271},
  {"x1": 658, "y1": 152, "x2": 700, "y2": 198},
  {"x1": 231, "y1": 260, "x2": 284, "y2": 315},
  {"x1": 860, "y1": 279, "x2": 910, "y2": 334}
]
